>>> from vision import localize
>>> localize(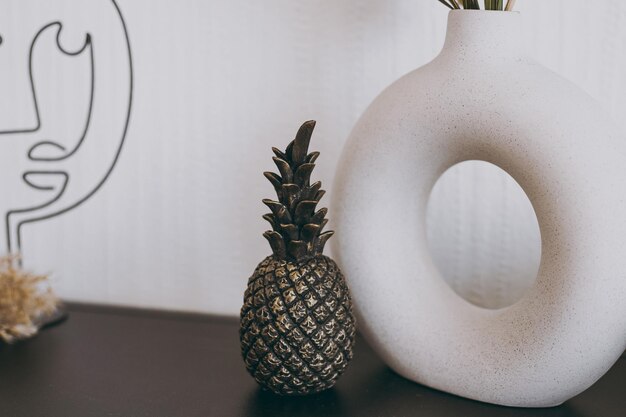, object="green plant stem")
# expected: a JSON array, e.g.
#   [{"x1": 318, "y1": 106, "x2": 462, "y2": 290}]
[
  {"x1": 437, "y1": 0, "x2": 514, "y2": 10},
  {"x1": 485, "y1": 0, "x2": 503, "y2": 10},
  {"x1": 505, "y1": 0, "x2": 516, "y2": 11},
  {"x1": 463, "y1": 0, "x2": 480, "y2": 9}
]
